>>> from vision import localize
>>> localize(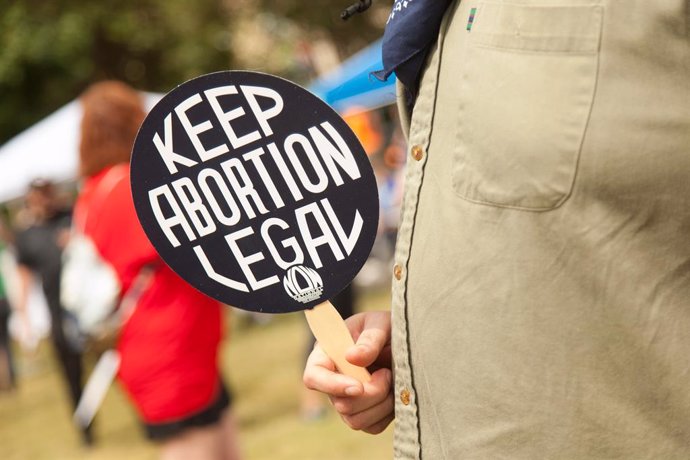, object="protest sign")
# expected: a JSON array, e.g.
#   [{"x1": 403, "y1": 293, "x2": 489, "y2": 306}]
[{"x1": 131, "y1": 71, "x2": 379, "y2": 381}]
